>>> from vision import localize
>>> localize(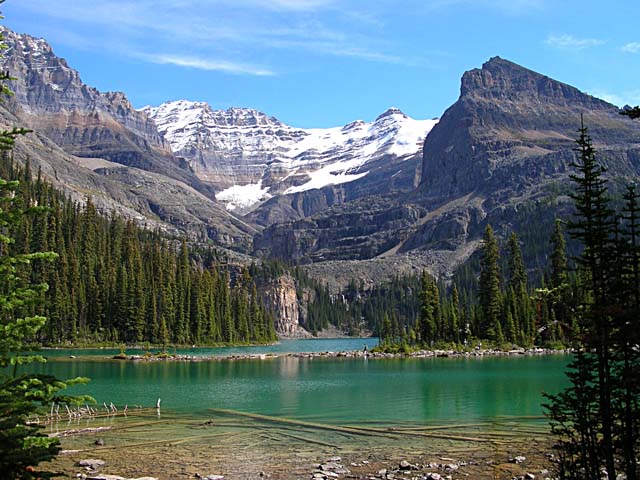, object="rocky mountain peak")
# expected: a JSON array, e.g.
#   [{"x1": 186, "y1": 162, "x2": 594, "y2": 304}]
[
  {"x1": 143, "y1": 101, "x2": 284, "y2": 128},
  {"x1": 0, "y1": 26, "x2": 166, "y2": 148},
  {"x1": 145, "y1": 100, "x2": 438, "y2": 212},
  {"x1": 210, "y1": 106, "x2": 283, "y2": 128},
  {"x1": 1, "y1": 27, "x2": 50, "y2": 56},
  {"x1": 421, "y1": 56, "x2": 639, "y2": 201},
  {"x1": 460, "y1": 55, "x2": 612, "y2": 110},
  {"x1": 375, "y1": 107, "x2": 408, "y2": 121}
]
